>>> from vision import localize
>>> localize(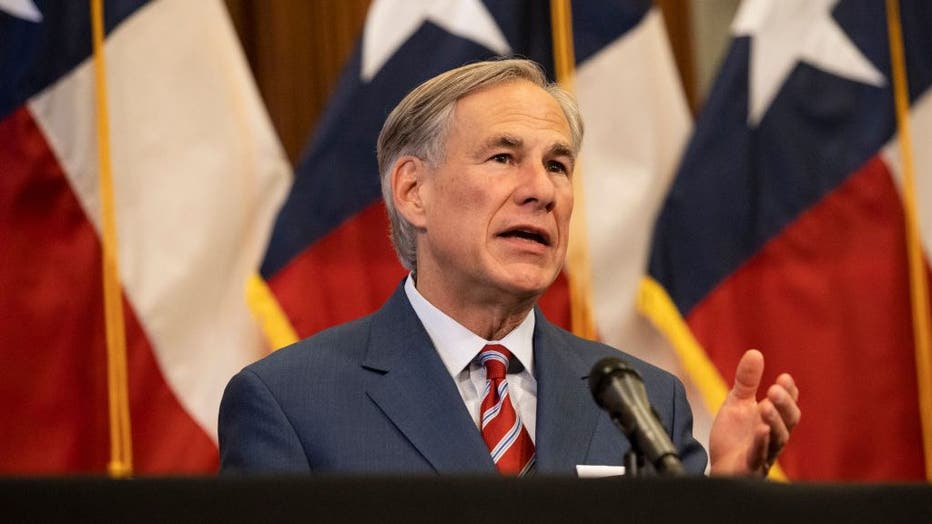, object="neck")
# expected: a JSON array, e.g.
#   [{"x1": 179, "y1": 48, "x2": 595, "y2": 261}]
[{"x1": 413, "y1": 273, "x2": 537, "y2": 340}]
